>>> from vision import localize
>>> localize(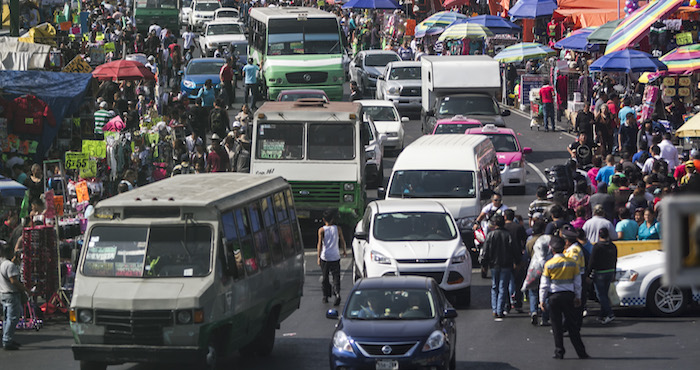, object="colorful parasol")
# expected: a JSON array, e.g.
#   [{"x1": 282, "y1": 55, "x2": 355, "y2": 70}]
[
  {"x1": 589, "y1": 49, "x2": 668, "y2": 73},
  {"x1": 605, "y1": 0, "x2": 684, "y2": 54},
  {"x1": 658, "y1": 44, "x2": 700, "y2": 74},
  {"x1": 414, "y1": 11, "x2": 468, "y2": 38},
  {"x1": 438, "y1": 23, "x2": 493, "y2": 42},
  {"x1": 494, "y1": 42, "x2": 556, "y2": 63},
  {"x1": 554, "y1": 27, "x2": 599, "y2": 53},
  {"x1": 92, "y1": 59, "x2": 156, "y2": 81}
]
